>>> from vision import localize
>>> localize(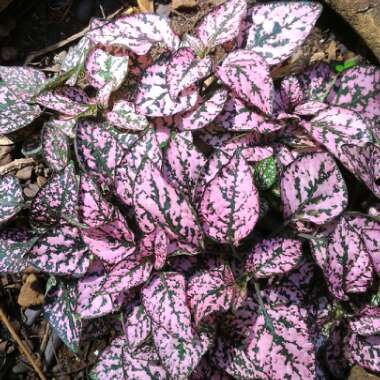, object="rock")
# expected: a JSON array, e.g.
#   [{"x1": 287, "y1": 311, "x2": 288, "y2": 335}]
[
  {"x1": 24, "y1": 308, "x2": 42, "y2": 326},
  {"x1": 349, "y1": 365, "x2": 380, "y2": 379},
  {"x1": 0, "y1": 145, "x2": 13, "y2": 159},
  {"x1": 0, "y1": 46, "x2": 17, "y2": 62},
  {"x1": 37, "y1": 176, "x2": 47, "y2": 187},
  {"x1": 16, "y1": 166, "x2": 33, "y2": 181},
  {"x1": 0, "y1": 153, "x2": 11, "y2": 166},
  {"x1": 23, "y1": 183, "x2": 39, "y2": 198},
  {"x1": 17, "y1": 274, "x2": 44, "y2": 308}
]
